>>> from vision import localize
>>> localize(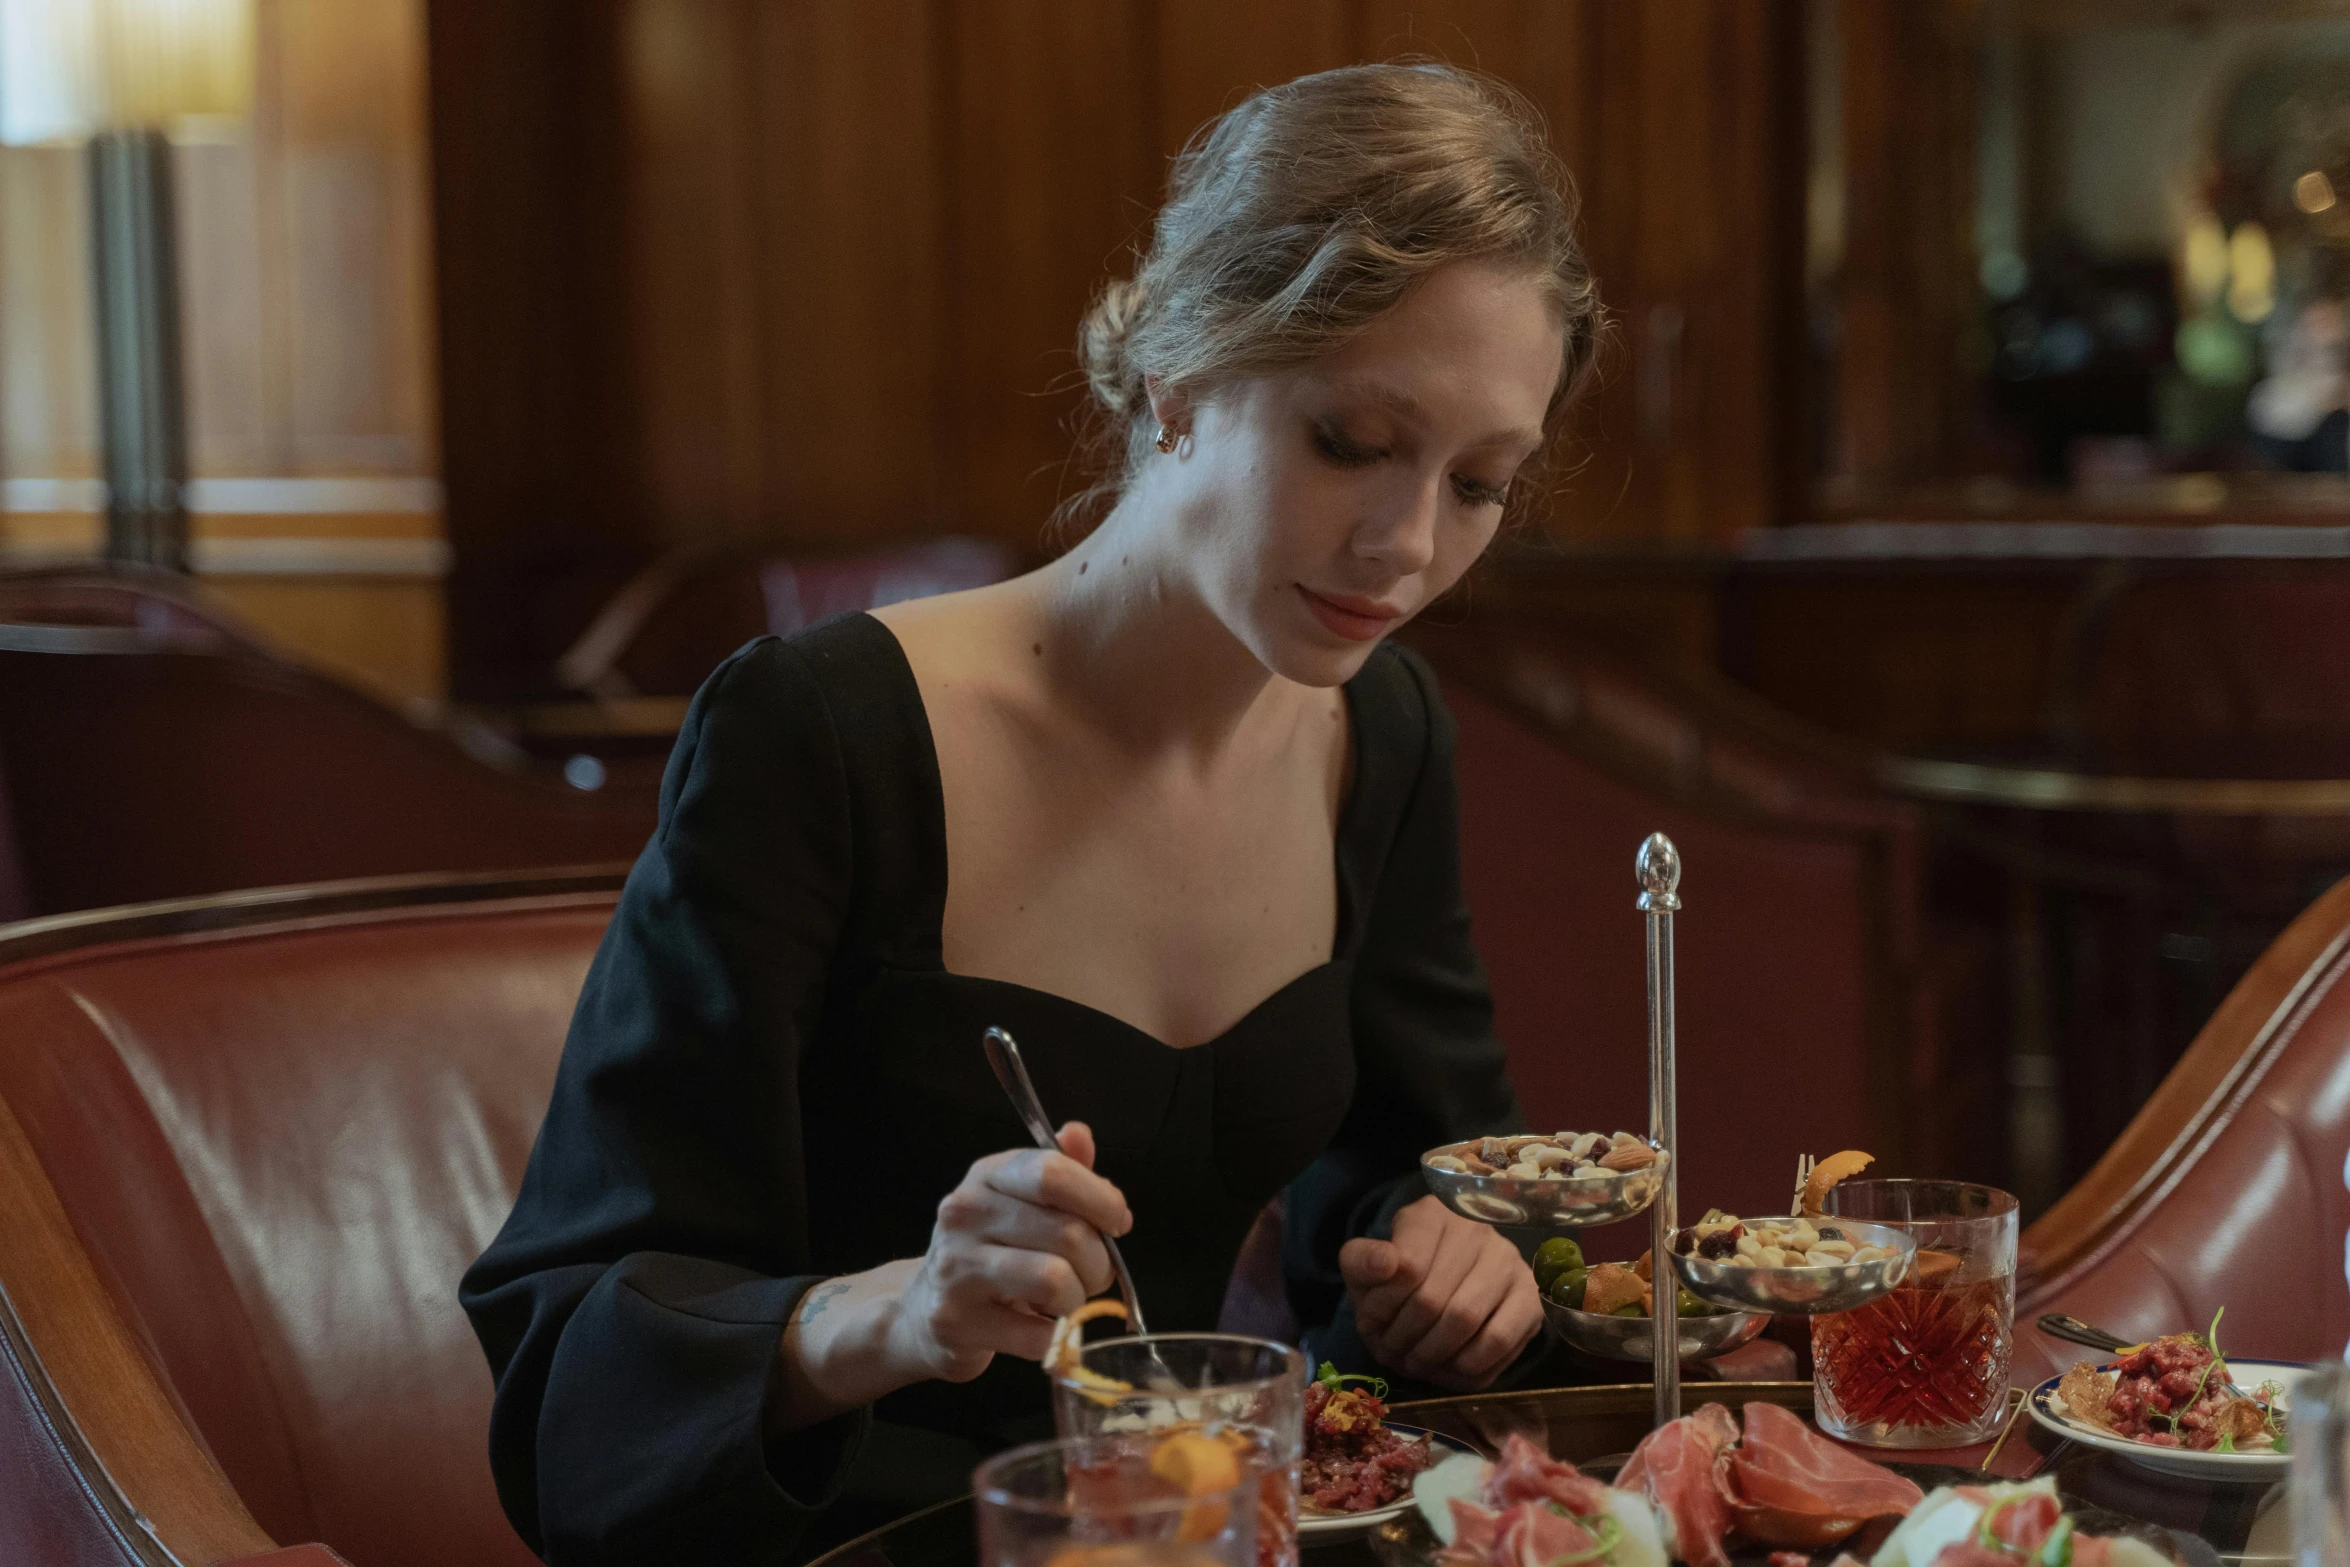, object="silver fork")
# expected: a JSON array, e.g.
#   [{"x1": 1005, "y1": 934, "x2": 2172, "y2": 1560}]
[{"x1": 981, "y1": 1026, "x2": 1164, "y2": 1355}]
